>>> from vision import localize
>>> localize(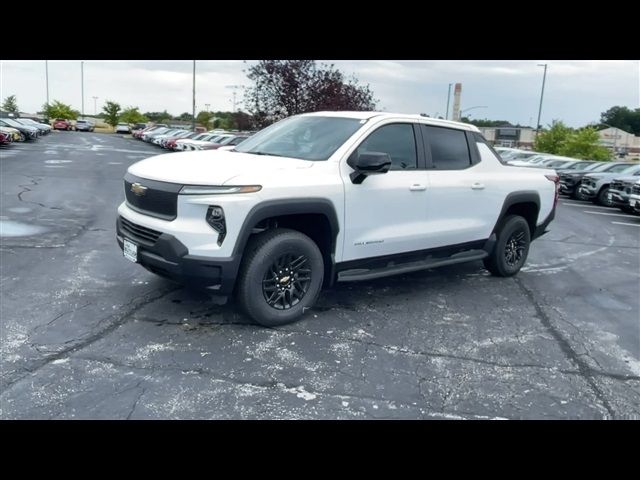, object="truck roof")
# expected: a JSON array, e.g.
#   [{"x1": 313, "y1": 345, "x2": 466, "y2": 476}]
[{"x1": 301, "y1": 111, "x2": 480, "y2": 132}]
